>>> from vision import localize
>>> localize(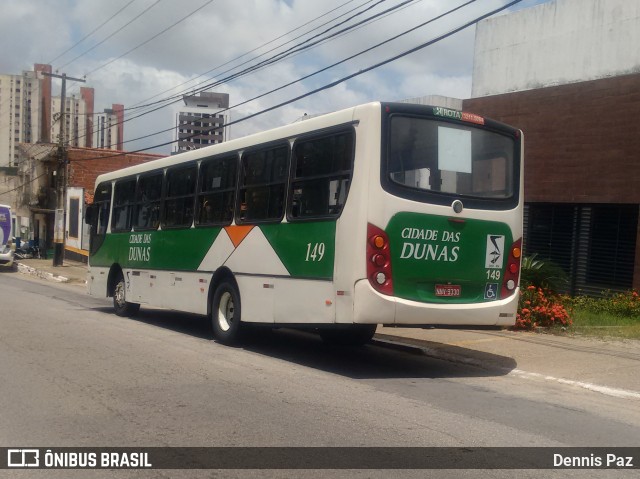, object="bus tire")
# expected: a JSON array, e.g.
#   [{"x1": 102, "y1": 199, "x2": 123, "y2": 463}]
[
  {"x1": 320, "y1": 324, "x2": 377, "y2": 347},
  {"x1": 113, "y1": 271, "x2": 140, "y2": 317},
  {"x1": 211, "y1": 280, "x2": 242, "y2": 345}
]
